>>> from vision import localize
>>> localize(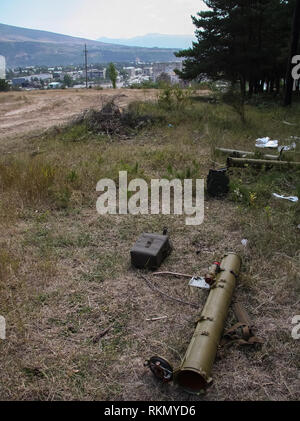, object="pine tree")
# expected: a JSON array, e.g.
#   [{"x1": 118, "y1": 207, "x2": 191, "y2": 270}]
[
  {"x1": 0, "y1": 79, "x2": 9, "y2": 92},
  {"x1": 108, "y1": 63, "x2": 118, "y2": 89},
  {"x1": 176, "y1": 0, "x2": 296, "y2": 96}
]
